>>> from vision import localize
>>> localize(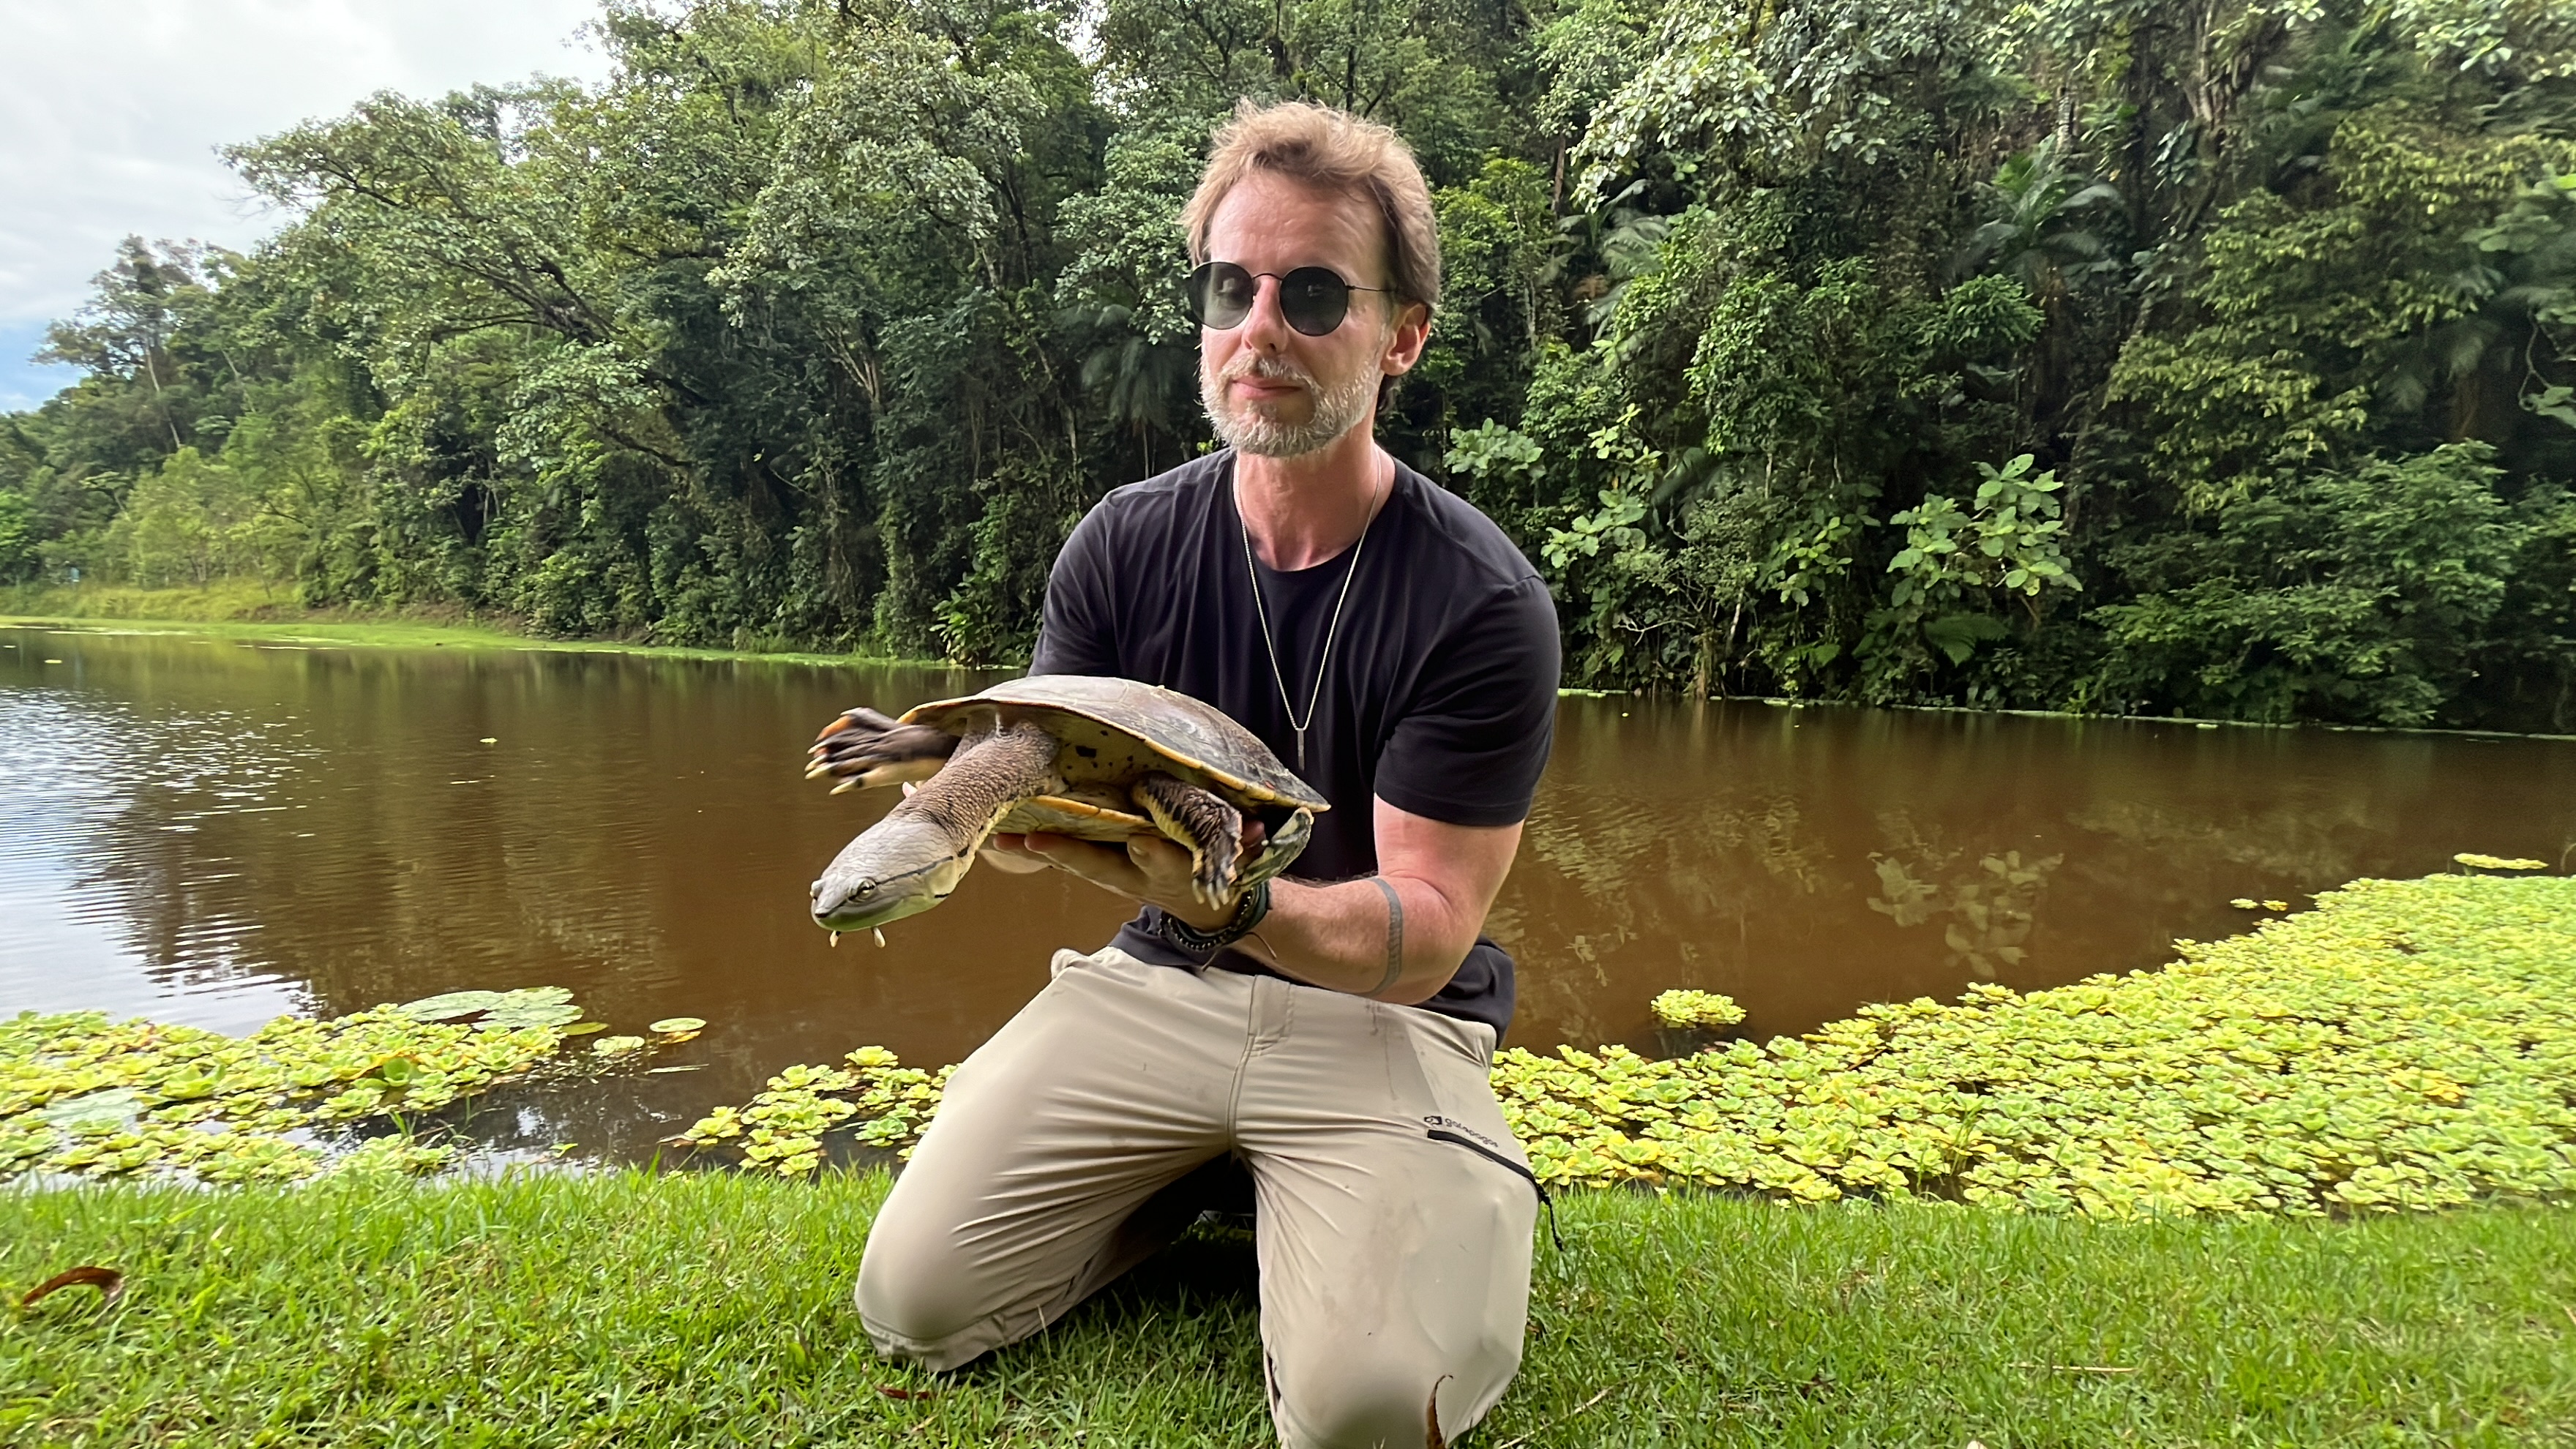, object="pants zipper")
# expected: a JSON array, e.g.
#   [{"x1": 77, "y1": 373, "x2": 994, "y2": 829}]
[{"x1": 1426, "y1": 1128, "x2": 1564, "y2": 1253}]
